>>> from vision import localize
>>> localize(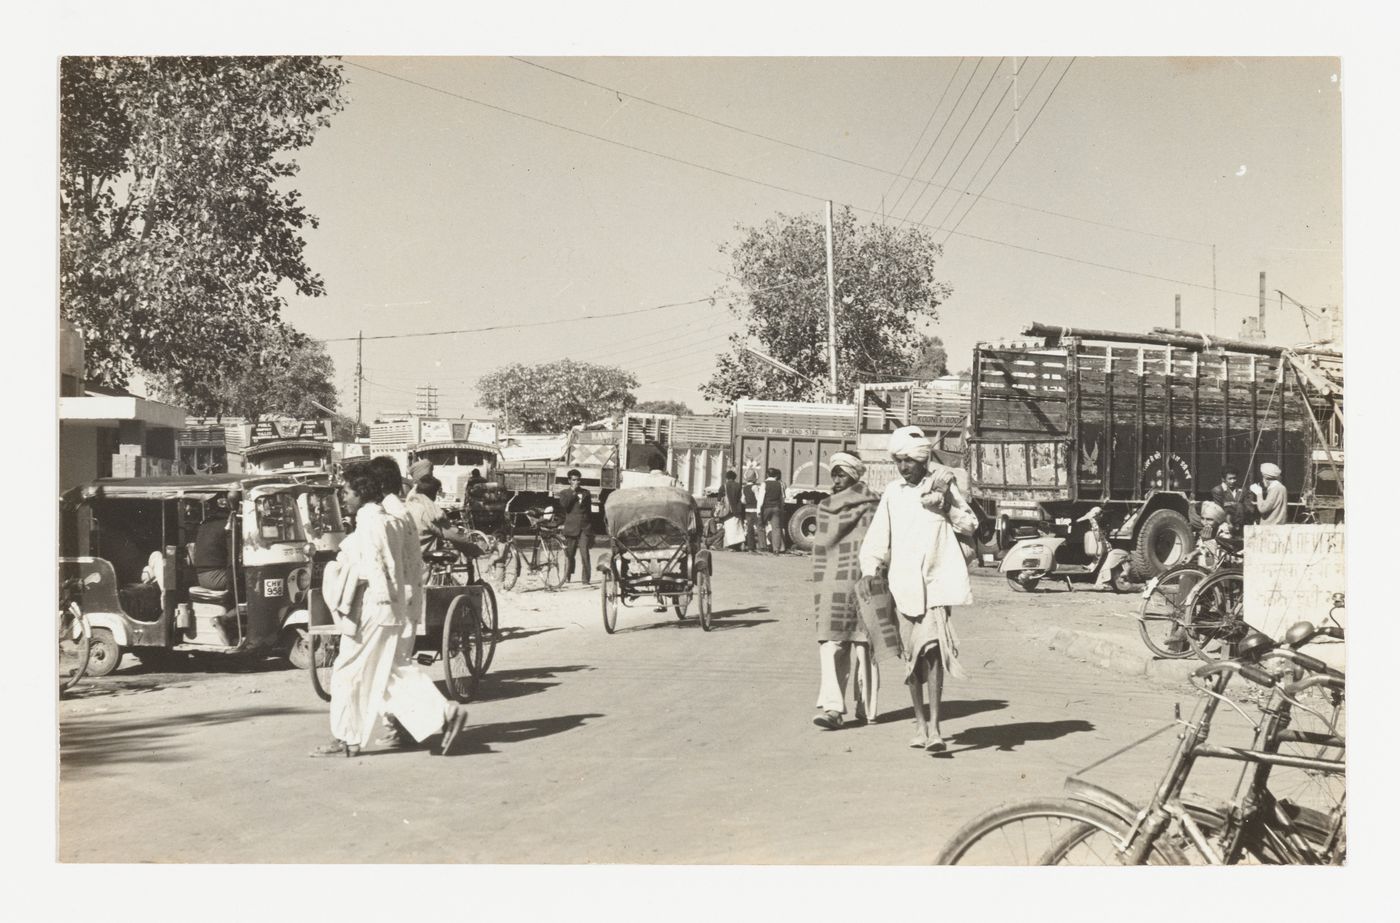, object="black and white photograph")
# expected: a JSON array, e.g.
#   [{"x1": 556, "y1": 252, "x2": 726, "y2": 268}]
[{"x1": 20, "y1": 1, "x2": 1397, "y2": 918}]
